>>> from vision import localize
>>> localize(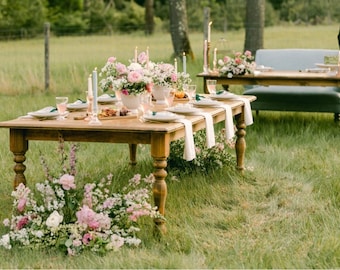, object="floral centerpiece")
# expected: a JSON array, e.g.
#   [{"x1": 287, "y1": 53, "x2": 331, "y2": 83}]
[
  {"x1": 217, "y1": 50, "x2": 255, "y2": 78},
  {"x1": 99, "y1": 52, "x2": 153, "y2": 96},
  {"x1": 0, "y1": 142, "x2": 161, "y2": 256}
]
